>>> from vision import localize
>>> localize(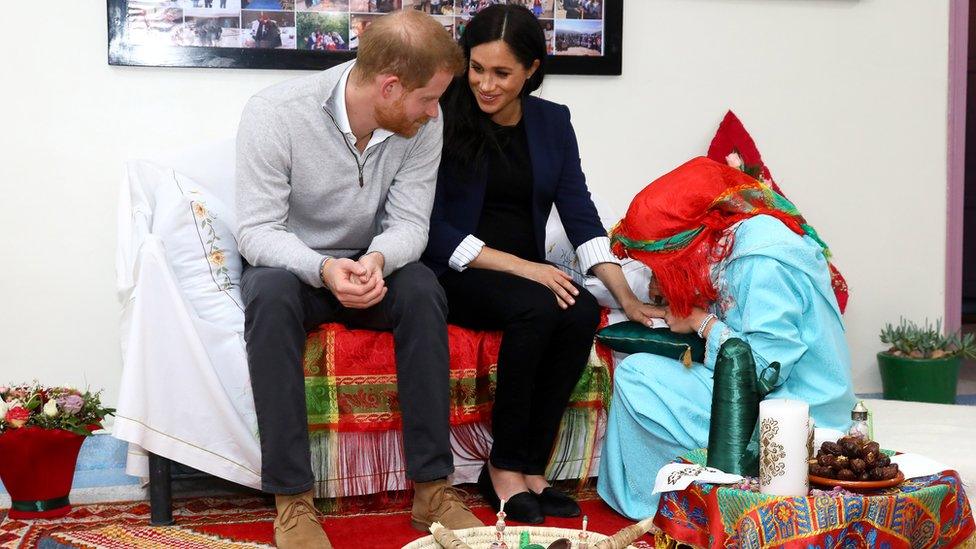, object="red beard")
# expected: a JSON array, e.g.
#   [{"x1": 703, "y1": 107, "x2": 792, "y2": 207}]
[{"x1": 375, "y1": 97, "x2": 429, "y2": 138}]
